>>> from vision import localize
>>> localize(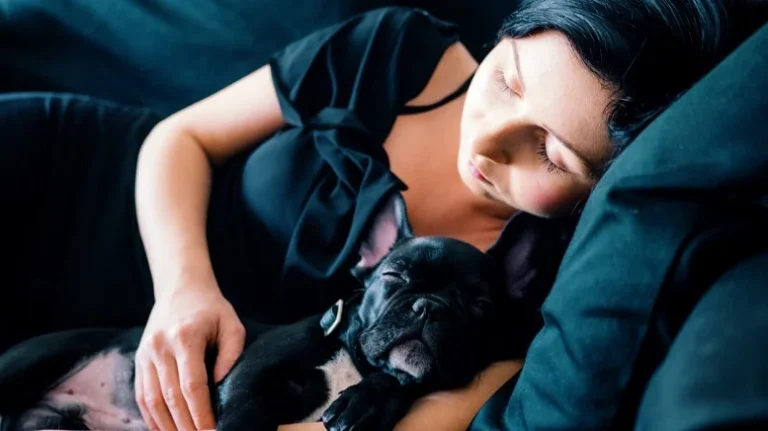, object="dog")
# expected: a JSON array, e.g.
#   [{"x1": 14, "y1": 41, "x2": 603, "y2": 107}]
[{"x1": 0, "y1": 192, "x2": 570, "y2": 431}]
